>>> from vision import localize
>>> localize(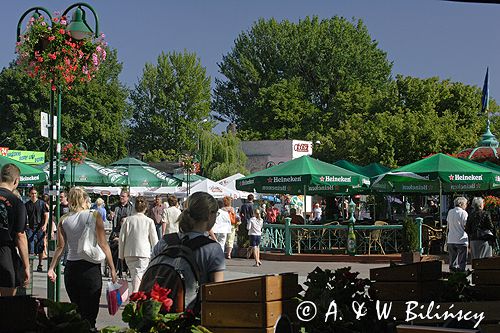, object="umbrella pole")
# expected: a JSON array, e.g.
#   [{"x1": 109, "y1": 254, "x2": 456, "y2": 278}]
[
  {"x1": 439, "y1": 180, "x2": 443, "y2": 228},
  {"x1": 303, "y1": 185, "x2": 307, "y2": 223}
]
